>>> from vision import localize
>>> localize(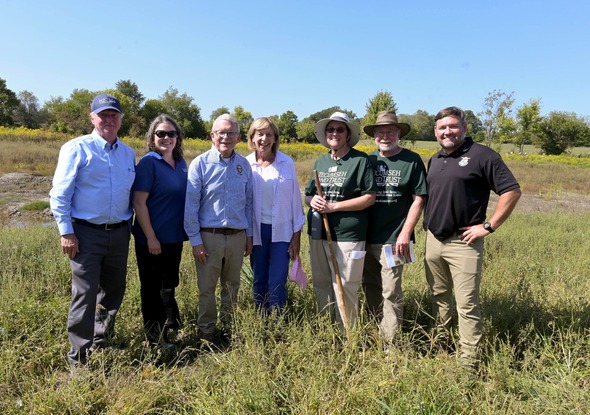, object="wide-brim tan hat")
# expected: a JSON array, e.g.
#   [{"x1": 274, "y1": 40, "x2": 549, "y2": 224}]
[
  {"x1": 314, "y1": 111, "x2": 361, "y2": 148},
  {"x1": 363, "y1": 110, "x2": 410, "y2": 138}
]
